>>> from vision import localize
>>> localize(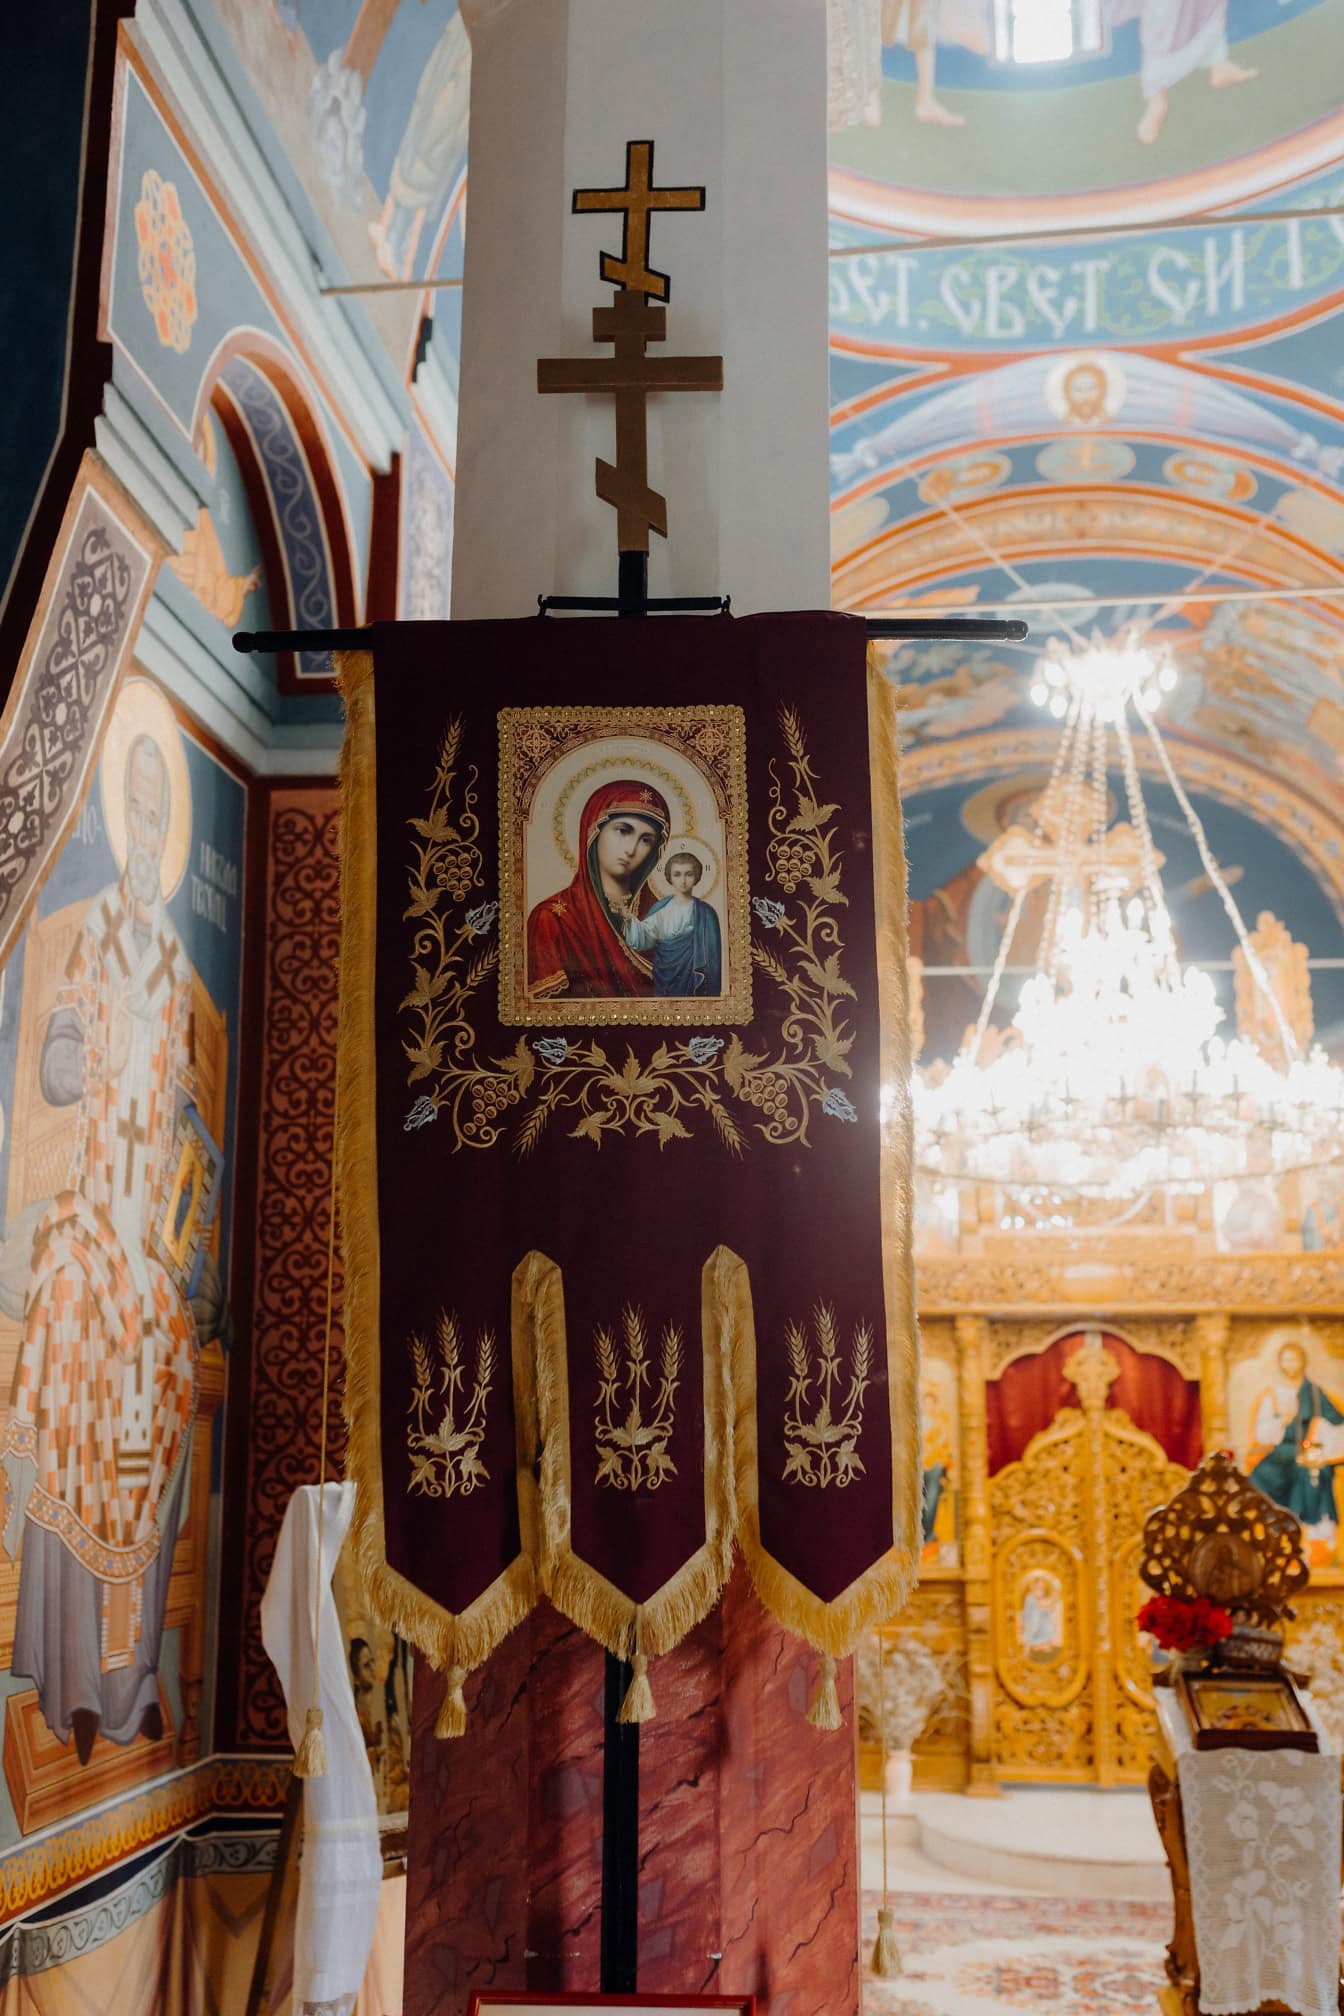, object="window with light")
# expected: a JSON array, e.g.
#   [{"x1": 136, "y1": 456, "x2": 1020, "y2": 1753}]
[{"x1": 992, "y1": 0, "x2": 1105, "y2": 63}]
